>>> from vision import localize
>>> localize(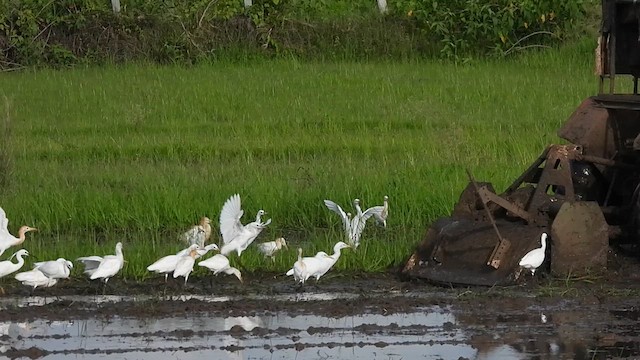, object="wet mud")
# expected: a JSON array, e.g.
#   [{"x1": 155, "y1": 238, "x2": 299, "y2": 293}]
[{"x1": 1, "y1": 270, "x2": 640, "y2": 359}]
